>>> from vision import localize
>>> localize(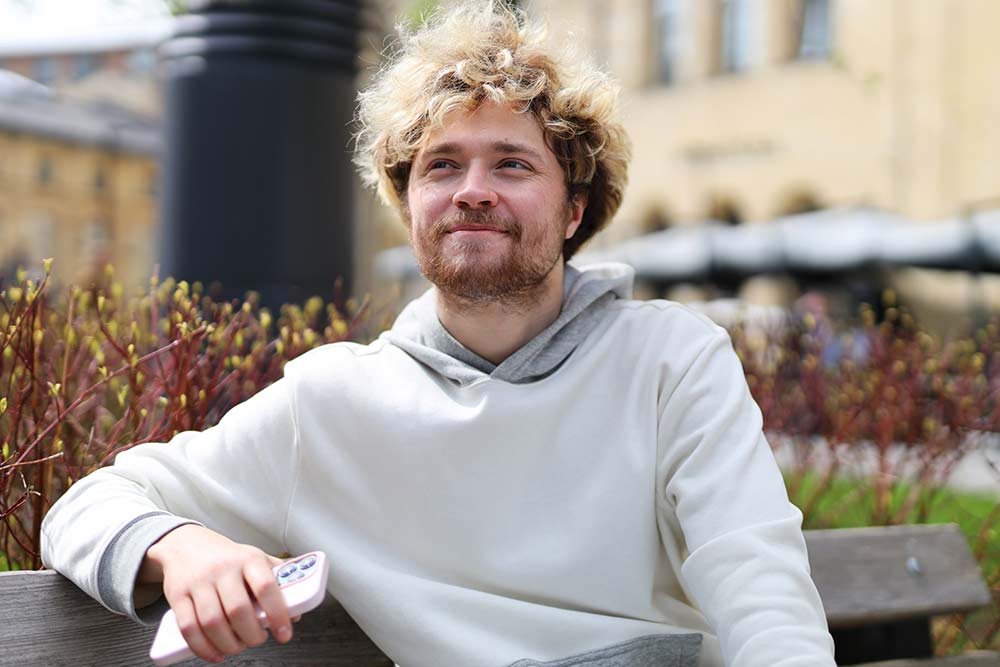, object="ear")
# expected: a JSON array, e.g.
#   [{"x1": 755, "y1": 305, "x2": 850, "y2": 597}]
[
  {"x1": 565, "y1": 192, "x2": 588, "y2": 240},
  {"x1": 398, "y1": 189, "x2": 412, "y2": 229}
]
